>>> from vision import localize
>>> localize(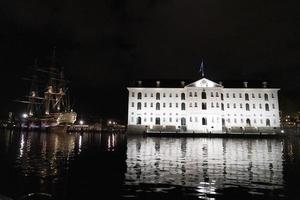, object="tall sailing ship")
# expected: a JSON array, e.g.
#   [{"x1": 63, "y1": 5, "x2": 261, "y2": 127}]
[{"x1": 16, "y1": 47, "x2": 77, "y2": 130}]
